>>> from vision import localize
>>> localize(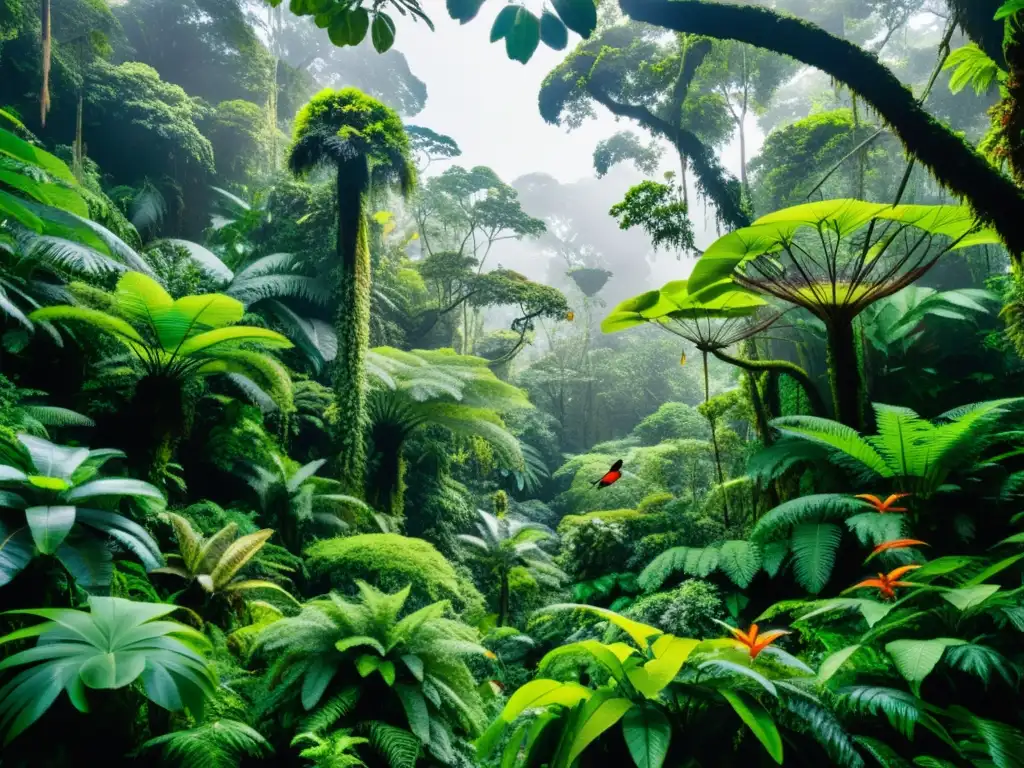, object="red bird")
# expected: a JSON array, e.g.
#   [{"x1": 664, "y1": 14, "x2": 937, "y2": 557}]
[{"x1": 592, "y1": 459, "x2": 623, "y2": 489}]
